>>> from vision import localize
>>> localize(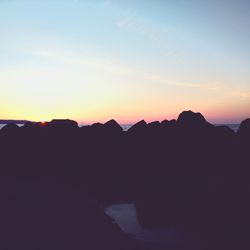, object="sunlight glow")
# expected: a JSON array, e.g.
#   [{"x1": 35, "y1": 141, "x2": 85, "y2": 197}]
[{"x1": 0, "y1": 0, "x2": 249, "y2": 123}]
